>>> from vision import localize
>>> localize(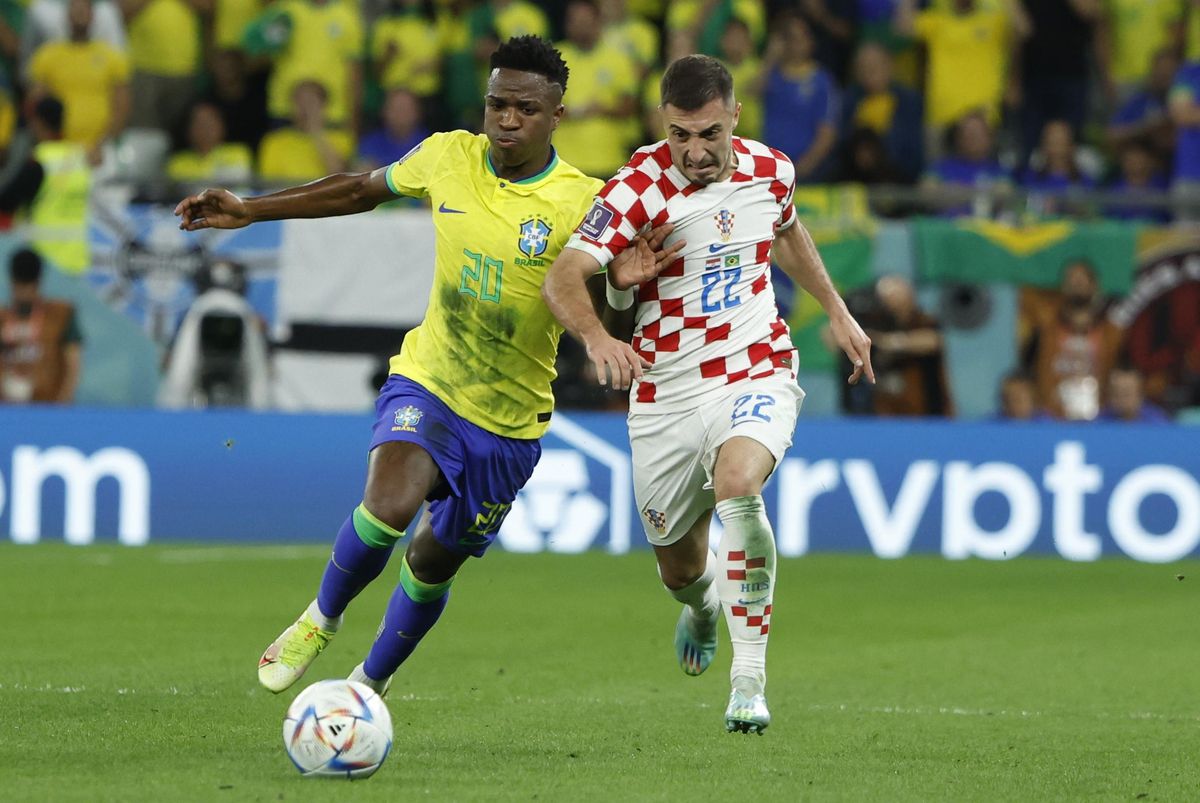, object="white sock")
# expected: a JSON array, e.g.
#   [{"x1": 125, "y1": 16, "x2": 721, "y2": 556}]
[
  {"x1": 715, "y1": 495, "x2": 776, "y2": 692},
  {"x1": 306, "y1": 599, "x2": 342, "y2": 633},
  {"x1": 663, "y1": 549, "x2": 720, "y2": 620}
]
